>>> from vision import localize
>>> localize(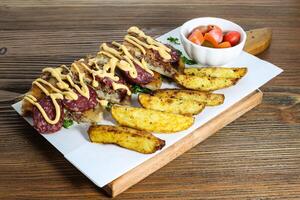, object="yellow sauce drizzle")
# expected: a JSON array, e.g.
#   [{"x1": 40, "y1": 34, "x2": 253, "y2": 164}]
[
  {"x1": 99, "y1": 42, "x2": 154, "y2": 78},
  {"x1": 24, "y1": 84, "x2": 64, "y2": 125},
  {"x1": 34, "y1": 78, "x2": 78, "y2": 100},
  {"x1": 70, "y1": 63, "x2": 90, "y2": 99},
  {"x1": 100, "y1": 43, "x2": 122, "y2": 59},
  {"x1": 126, "y1": 26, "x2": 171, "y2": 60},
  {"x1": 113, "y1": 41, "x2": 154, "y2": 75},
  {"x1": 98, "y1": 99, "x2": 109, "y2": 107},
  {"x1": 98, "y1": 51, "x2": 117, "y2": 59},
  {"x1": 24, "y1": 26, "x2": 164, "y2": 126},
  {"x1": 112, "y1": 82, "x2": 131, "y2": 93},
  {"x1": 25, "y1": 53, "x2": 132, "y2": 125},
  {"x1": 78, "y1": 57, "x2": 131, "y2": 95},
  {"x1": 124, "y1": 36, "x2": 146, "y2": 55},
  {"x1": 40, "y1": 69, "x2": 78, "y2": 100}
]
